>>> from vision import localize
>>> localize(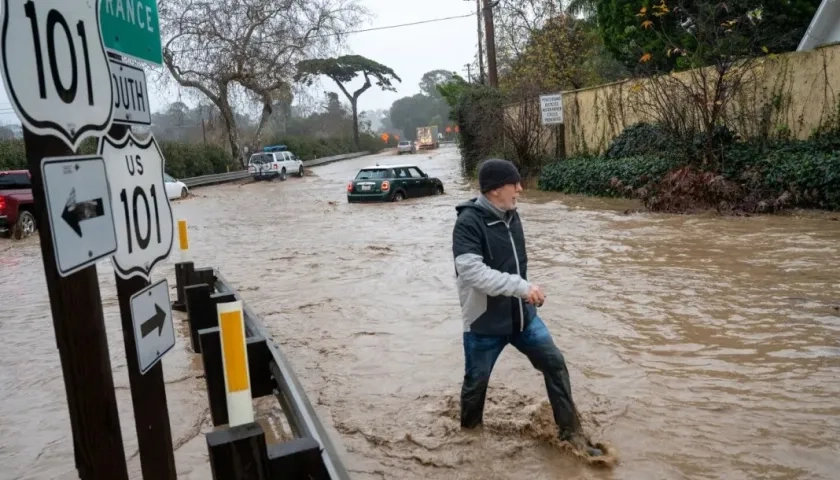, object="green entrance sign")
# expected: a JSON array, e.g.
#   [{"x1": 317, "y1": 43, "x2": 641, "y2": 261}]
[{"x1": 100, "y1": 0, "x2": 163, "y2": 66}]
